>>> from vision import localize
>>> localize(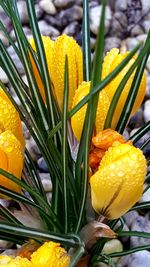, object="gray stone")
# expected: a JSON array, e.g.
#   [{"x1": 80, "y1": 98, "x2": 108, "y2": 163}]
[
  {"x1": 0, "y1": 67, "x2": 9, "y2": 84},
  {"x1": 90, "y1": 5, "x2": 112, "y2": 35},
  {"x1": 140, "y1": 184, "x2": 150, "y2": 203},
  {"x1": 143, "y1": 20, "x2": 150, "y2": 33},
  {"x1": 0, "y1": 31, "x2": 9, "y2": 47},
  {"x1": 54, "y1": 0, "x2": 74, "y2": 8},
  {"x1": 7, "y1": 46, "x2": 24, "y2": 74},
  {"x1": 124, "y1": 211, "x2": 139, "y2": 228},
  {"x1": 141, "y1": 0, "x2": 150, "y2": 15},
  {"x1": 115, "y1": 0, "x2": 127, "y2": 11},
  {"x1": 39, "y1": 0, "x2": 57, "y2": 15},
  {"x1": 105, "y1": 37, "x2": 121, "y2": 52},
  {"x1": 63, "y1": 22, "x2": 80, "y2": 36},
  {"x1": 35, "y1": 4, "x2": 44, "y2": 19},
  {"x1": 131, "y1": 215, "x2": 150, "y2": 247},
  {"x1": 0, "y1": 240, "x2": 13, "y2": 250},
  {"x1": 59, "y1": 5, "x2": 83, "y2": 26},
  {"x1": 131, "y1": 25, "x2": 145, "y2": 36},
  {"x1": 118, "y1": 251, "x2": 150, "y2": 267},
  {"x1": 38, "y1": 20, "x2": 60, "y2": 37},
  {"x1": 39, "y1": 173, "x2": 52, "y2": 192},
  {"x1": 46, "y1": 192, "x2": 52, "y2": 203},
  {"x1": 144, "y1": 100, "x2": 150, "y2": 123},
  {"x1": 17, "y1": 1, "x2": 28, "y2": 24},
  {"x1": 112, "y1": 11, "x2": 128, "y2": 34},
  {"x1": 129, "y1": 108, "x2": 144, "y2": 129},
  {"x1": 146, "y1": 75, "x2": 150, "y2": 97},
  {"x1": 26, "y1": 137, "x2": 41, "y2": 161},
  {"x1": 126, "y1": 37, "x2": 139, "y2": 51},
  {"x1": 45, "y1": 14, "x2": 63, "y2": 30},
  {"x1": 37, "y1": 157, "x2": 48, "y2": 172},
  {"x1": 137, "y1": 34, "x2": 147, "y2": 43}
]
